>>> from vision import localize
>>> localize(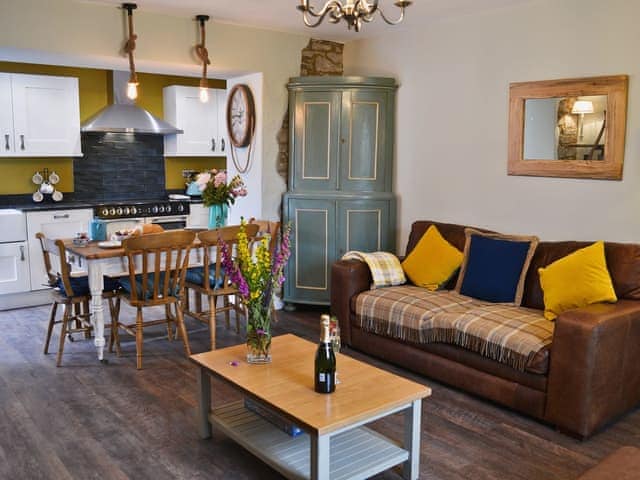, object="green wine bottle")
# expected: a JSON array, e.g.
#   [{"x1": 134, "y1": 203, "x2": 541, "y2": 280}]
[{"x1": 314, "y1": 314, "x2": 336, "y2": 394}]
